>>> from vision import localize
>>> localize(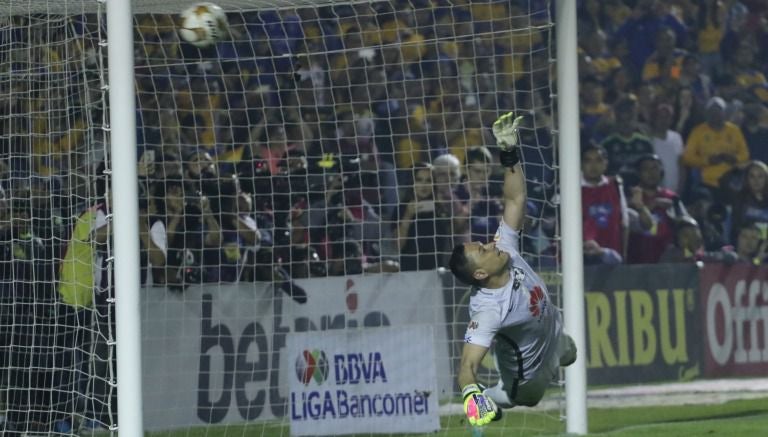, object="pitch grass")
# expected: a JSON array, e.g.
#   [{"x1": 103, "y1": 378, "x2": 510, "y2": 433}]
[{"x1": 140, "y1": 397, "x2": 768, "y2": 437}]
